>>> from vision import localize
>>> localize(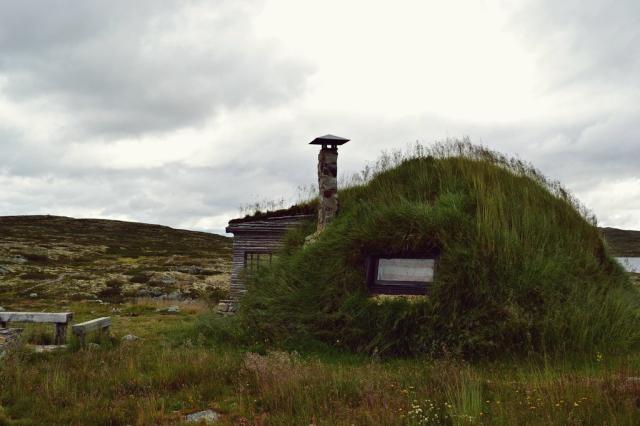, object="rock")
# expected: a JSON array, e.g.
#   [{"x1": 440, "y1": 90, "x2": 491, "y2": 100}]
[
  {"x1": 0, "y1": 266, "x2": 10, "y2": 275},
  {"x1": 69, "y1": 292, "x2": 94, "y2": 301},
  {"x1": 155, "y1": 290, "x2": 183, "y2": 301},
  {"x1": 0, "y1": 328, "x2": 22, "y2": 342},
  {"x1": 304, "y1": 231, "x2": 321, "y2": 246},
  {"x1": 29, "y1": 293, "x2": 38, "y2": 298},
  {"x1": 136, "y1": 289, "x2": 151, "y2": 297},
  {"x1": 155, "y1": 305, "x2": 180, "y2": 314},
  {"x1": 162, "y1": 276, "x2": 177, "y2": 285},
  {"x1": 189, "y1": 266, "x2": 204, "y2": 275},
  {"x1": 122, "y1": 334, "x2": 140, "y2": 342},
  {"x1": 149, "y1": 273, "x2": 176, "y2": 286},
  {"x1": 34, "y1": 345, "x2": 67, "y2": 353},
  {"x1": 185, "y1": 410, "x2": 220, "y2": 423},
  {"x1": 0, "y1": 306, "x2": 5, "y2": 312},
  {"x1": 10, "y1": 255, "x2": 27, "y2": 264},
  {"x1": 371, "y1": 347, "x2": 381, "y2": 363},
  {"x1": 0, "y1": 328, "x2": 21, "y2": 358},
  {"x1": 176, "y1": 265, "x2": 204, "y2": 275},
  {"x1": 217, "y1": 300, "x2": 236, "y2": 315},
  {"x1": 167, "y1": 291, "x2": 182, "y2": 301}
]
